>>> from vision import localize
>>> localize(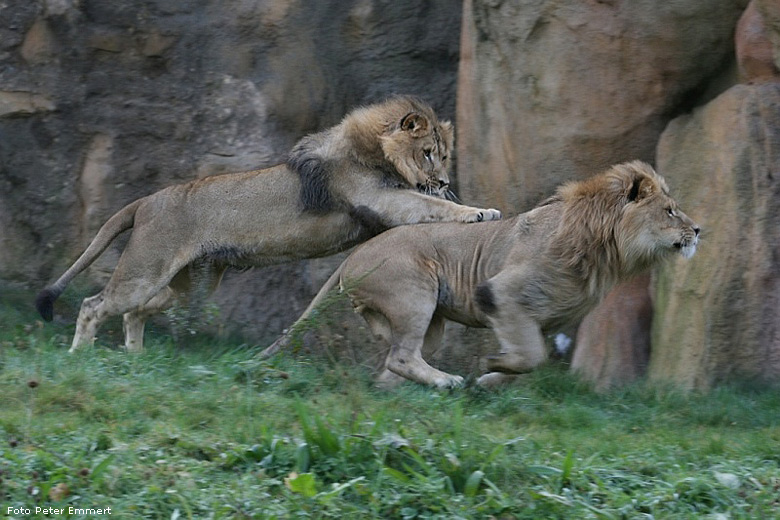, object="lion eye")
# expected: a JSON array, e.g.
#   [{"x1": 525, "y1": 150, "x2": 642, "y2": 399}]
[
  {"x1": 667, "y1": 208, "x2": 676, "y2": 218},
  {"x1": 423, "y1": 149, "x2": 433, "y2": 162}
]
